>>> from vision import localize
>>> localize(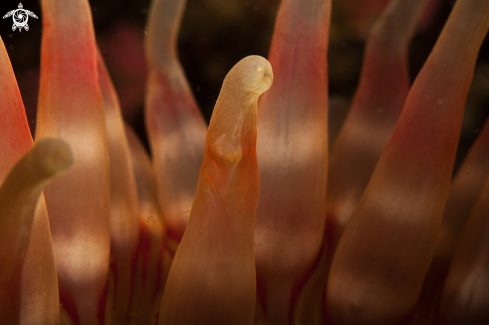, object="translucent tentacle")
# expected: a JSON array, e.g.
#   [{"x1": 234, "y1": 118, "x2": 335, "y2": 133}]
[
  {"x1": 97, "y1": 52, "x2": 140, "y2": 325},
  {"x1": 145, "y1": 0, "x2": 207, "y2": 240},
  {"x1": 125, "y1": 125, "x2": 166, "y2": 325},
  {"x1": 0, "y1": 139, "x2": 73, "y2": 324},
  {"x1": 327, "y1": 0, "x2": 426, "y2": 250},
  {"x1": 437, "y1": 161, "x2": 489, "y2": 324},
  {"x1": 411, "y1": 116, "x2": 489, "y2": 323},
  {"x1": 0, "y1": 35, "x2": 60, "y2": 325},
  {"x1": 326, "y1": 0, "x2": 489, "y2": 323},
  {"x1": 254, "y1": 0, "x2": 330, "y2": 322},
  {"x1": 159, "y1": 55, "x2": 272, "y2": 325},
  {"x1": 37, "y1": 0, "x2": 111, "y2": 323}
]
